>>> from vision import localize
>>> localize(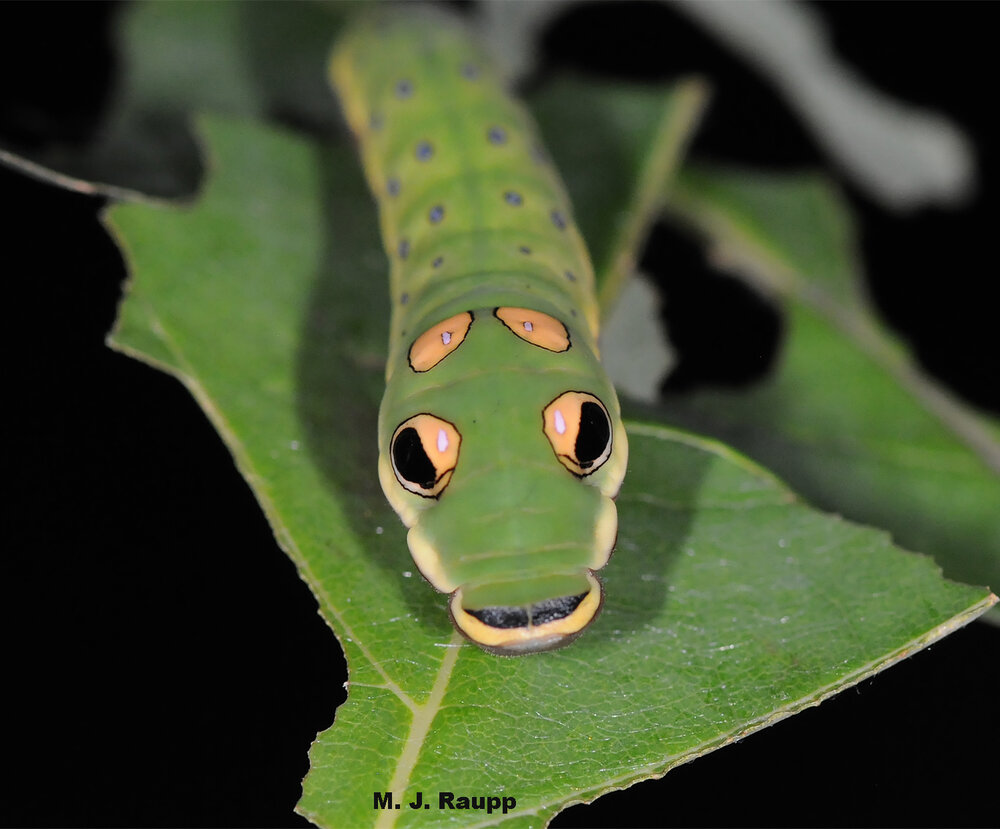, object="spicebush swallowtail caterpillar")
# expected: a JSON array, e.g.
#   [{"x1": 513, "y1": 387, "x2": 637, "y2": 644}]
[{"x1": 331, "y1": 11, "x2": 628, "y2": 654}]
